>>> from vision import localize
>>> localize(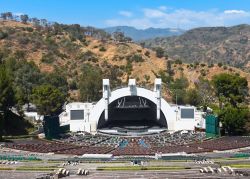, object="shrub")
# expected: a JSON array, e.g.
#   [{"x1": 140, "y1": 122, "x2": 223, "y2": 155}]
[
  {"x1": 25, "y1": 27, "x2": 33, "y2": 32},
  {"x1": 218, "y1": 62, "x2": 223, "y2": 67},
  {"x1": 99, "y1": 46, "x2": 106, "y2": 52},
  {"x1": 144, "y1": 51, "x2": 150, "y2": 57},
  {"x1": 0, "y1": 30, "x2": 8, "y2": 39},
  {"x1": 77, "y1": 51, "x2": 98, "y2": 62},
  {"x1": 69, "y1": 80, "x2": 78, "y2": 90},
  {"x1": 200, "y1": 69, "x2": 206, "y2": 76},
  {"x1": 18, "y1": 36, "x2": 30, "y2": 45},
  {"x1": 178, "y1": 67, "x2": 184, "y2": 71},
  {"x1": 41, "y1": 53, "x2": 55, "y2": 64},
  {"x1": 155, "y1": 47, "x2": 164, "y2": 58},
  {"x1": 200, "y1": 63, "x2": 206, "y2": 67},
  {"x1": 129, "y1": 54, "x2": 144, "y2": 62},
  {"x1": 175, "y1": 59, "x2": 182, "y2": 64},
  {"x1": 208, "y1": 63, "x2": 214, "y2": 68}
]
